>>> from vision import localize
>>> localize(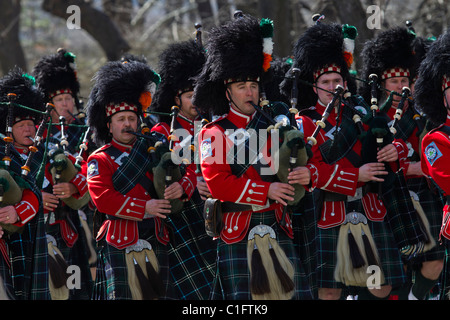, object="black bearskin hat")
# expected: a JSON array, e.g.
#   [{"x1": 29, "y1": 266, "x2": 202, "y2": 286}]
[
  {"x1": 86, "y1": 60, "x2": 160, "y2": 146},
  {"x1": 414, "y1": 29, "x2": 450, "y2": 127},
  {"x1": 0, "y1": 67, "x2": 46, "y2": 134},
  {"x1": 280, "y1": 22, "x2": 356, "y2": 109},
  {"x1": 152, "y1": 39, "x2": 206, "y2": 123},
  {"x1": 359, "y1": 27, "x2": 415, "y2": 102},
  {"x1": 264, "y1": 56, "x2": 292, "y2": 105},
  {"x1": 120, "y1": 53, "x2": 148, "y2": 64},
  {"x1": 193, "y1": 13, "x2": 274, "y2": 115},
  {"x1": 32, "y1": 48, "x2": 81, "y2": 110},
  {"x1": 410, "y1": 36, "x2": 434, "y2": 83}
]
